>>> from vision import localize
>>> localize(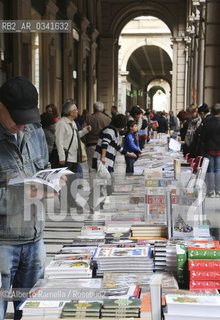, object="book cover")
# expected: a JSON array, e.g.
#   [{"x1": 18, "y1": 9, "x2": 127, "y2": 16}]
[
  {"x1": 63, "y1": 302, "x2": 102, "y2": 311},
  {"x1": 189, "y1": 280, "x2": 220, "y2": 289},
  {"x1": 102, "y1": 298, "x2": 142, "y2": 309},
  {"x1": 190, "y1": 270, "x2": 220, "y2": 280},
  {"x1": 188, "y1": 248, "x2": 220, "y2": 260},
  {"x1": 165, "y1": 293, "x2": 220, "y2": 316},
  {"x1": 188, "y1": 259, "x2": 220, "y2": 270}
]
